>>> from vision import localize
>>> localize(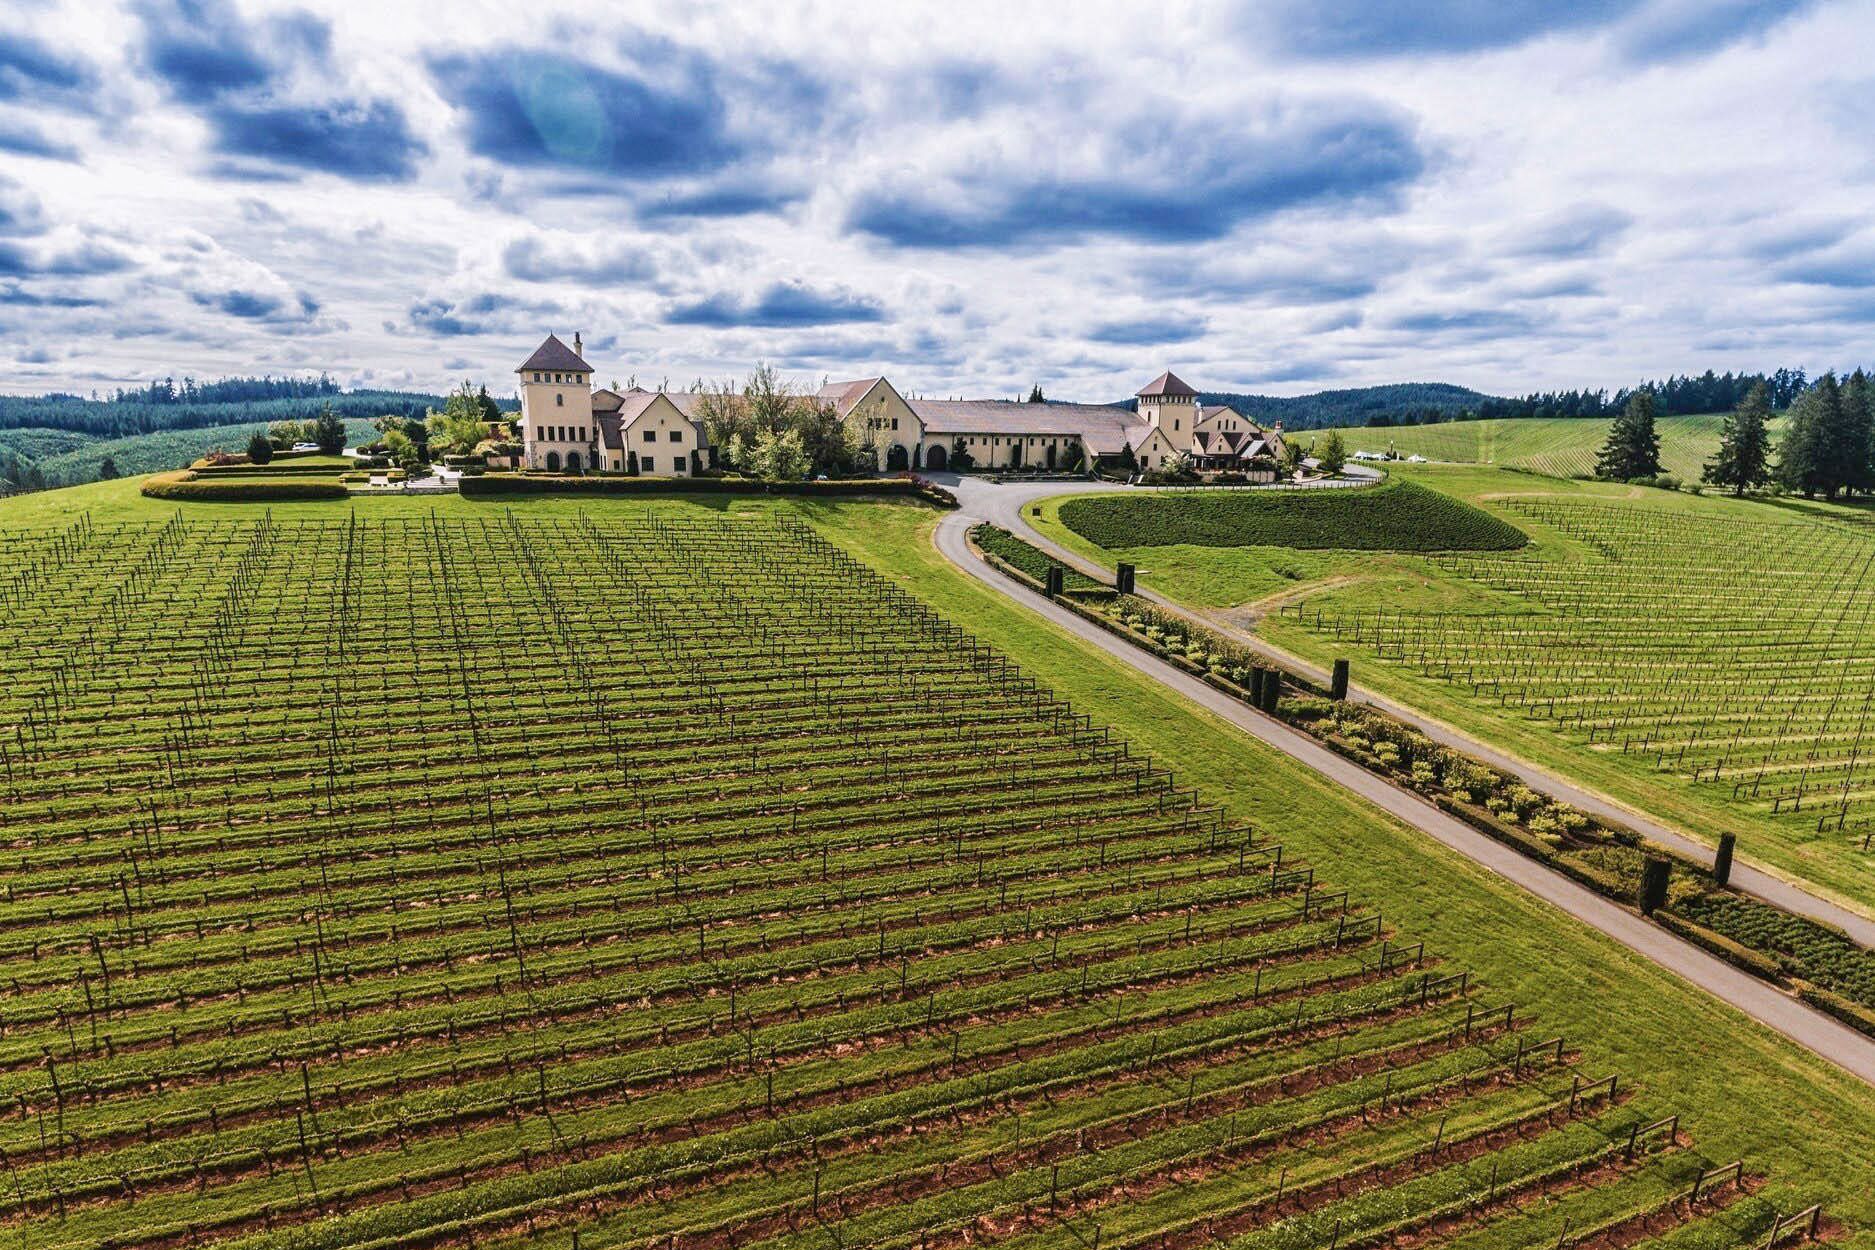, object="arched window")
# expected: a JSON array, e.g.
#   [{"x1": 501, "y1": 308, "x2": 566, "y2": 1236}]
[{"x1": 556, "y1": 393, "x2": 564, "y2": 407}]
